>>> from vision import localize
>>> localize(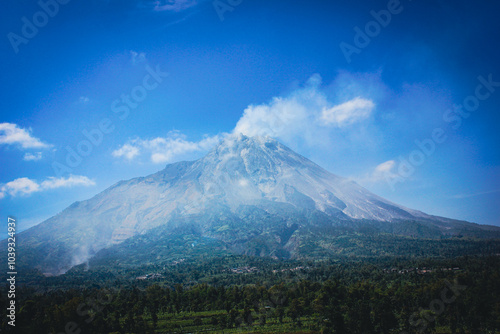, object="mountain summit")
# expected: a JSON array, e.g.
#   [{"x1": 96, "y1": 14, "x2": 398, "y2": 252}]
[
  {"x1": 10, "y1": 134, "x2": 500, "y2": 274},
  {"x1": 172, "y1": 133, "x2": 426, "y2": 221}
]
